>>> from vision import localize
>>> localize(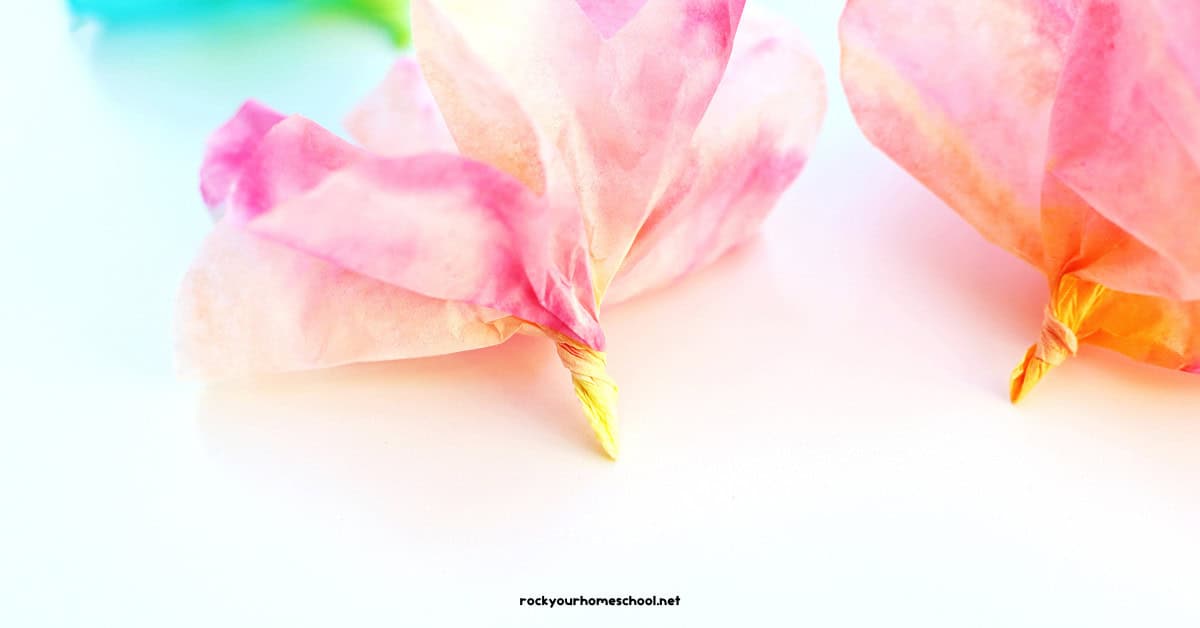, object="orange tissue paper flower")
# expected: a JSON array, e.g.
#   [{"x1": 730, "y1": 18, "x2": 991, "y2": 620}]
[
  {"x1": 176, "y1": 0, "x2": 827, "y2": 457},
  {"x1": 841, "y1": 0, "x2": 1200, "y2": 400}
]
